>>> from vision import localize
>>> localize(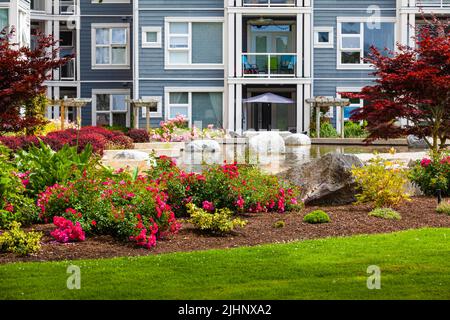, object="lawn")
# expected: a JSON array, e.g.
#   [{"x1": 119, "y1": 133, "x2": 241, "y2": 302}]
[{"x1": 0, "y1": 228, "x2": 449, "y2": 300}]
